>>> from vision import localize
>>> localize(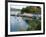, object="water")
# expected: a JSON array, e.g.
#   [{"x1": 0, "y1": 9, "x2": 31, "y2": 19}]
[{"x1": 10, "y1": 16, "x2": 28, "y2": 32}]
